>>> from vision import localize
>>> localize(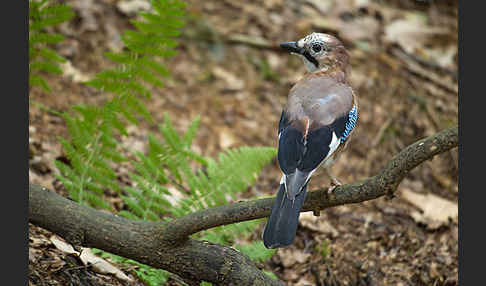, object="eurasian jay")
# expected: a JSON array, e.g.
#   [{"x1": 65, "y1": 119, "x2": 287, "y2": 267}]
[{"x1": 263, "y1": 33, "x2": 358, "y2": 249}]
